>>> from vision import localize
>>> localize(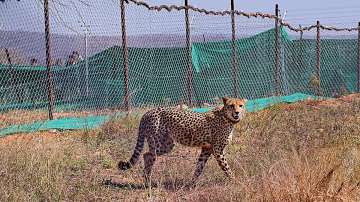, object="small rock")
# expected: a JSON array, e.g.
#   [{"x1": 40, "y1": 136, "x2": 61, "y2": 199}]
[{"x1": 49, "y1": 129, "x2": 58, "y2": 133}]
